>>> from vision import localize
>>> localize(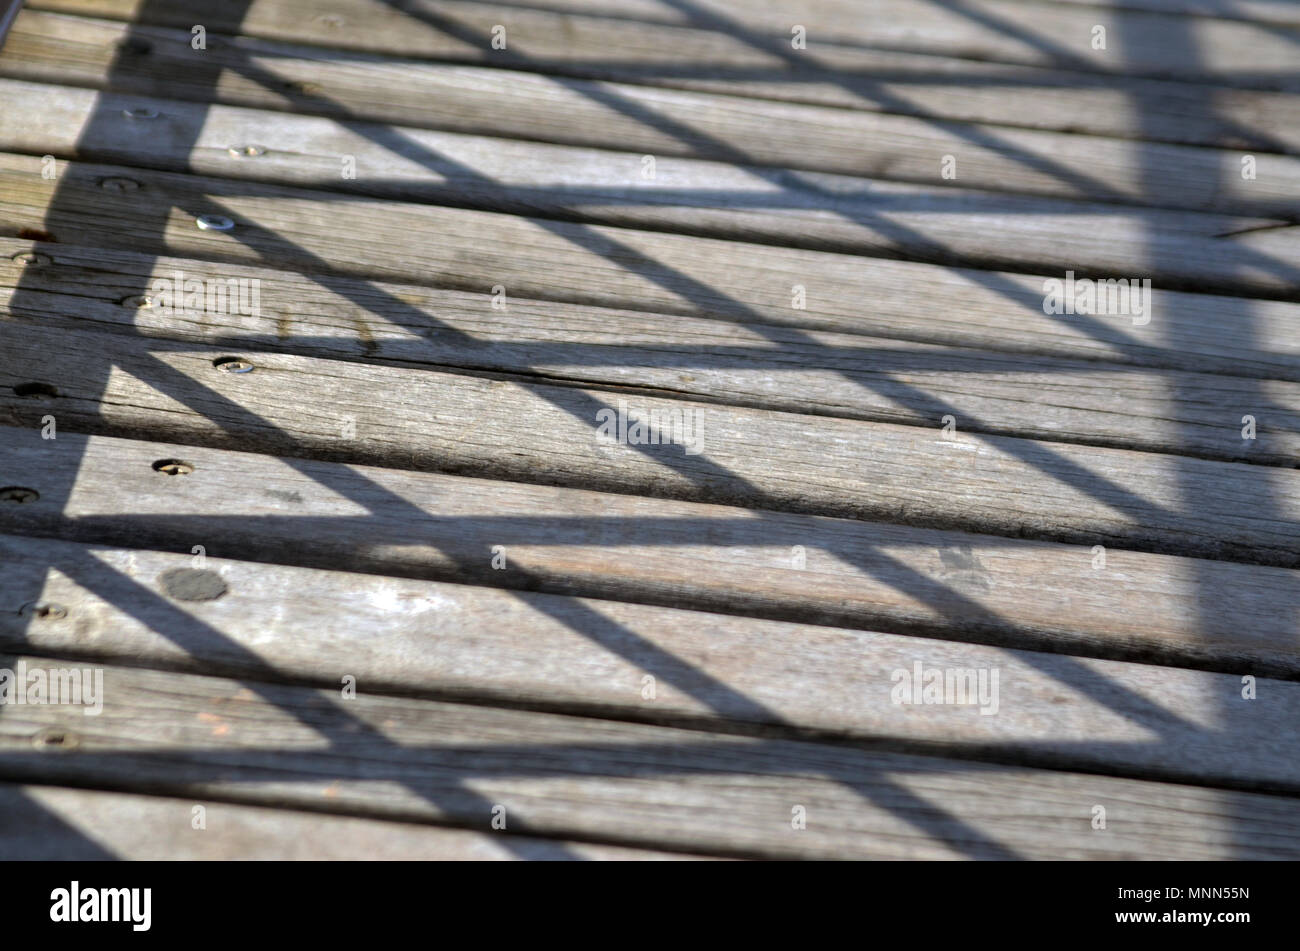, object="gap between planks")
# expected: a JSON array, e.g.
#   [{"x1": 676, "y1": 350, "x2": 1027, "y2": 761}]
[
  {"x1": 4, "y1": 238, "x2": 1299, "y2": 382},
  {"x1": 1, "y1": 78, "x2": 1297, "y2": 294},
  {"x1": 2, "y1": 534, "x2": 1298, "y2": 795},
  {"x1": 3, "y1": 651, "x2": 1300, "y2": 859},
  {"x1": 1, "y1": 426, "x2": 1298, "y2": 676},
  {"x1": 0, "y1": 782, "x2": 704, "y2": 859},
  {"x1": 5, "y1": 12, "x2": 1300, "y2": 222},
  {"x1": 24, "y1": 0, "x2": 1300, "y2": 87}
]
